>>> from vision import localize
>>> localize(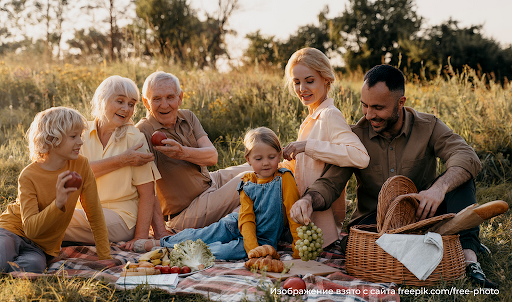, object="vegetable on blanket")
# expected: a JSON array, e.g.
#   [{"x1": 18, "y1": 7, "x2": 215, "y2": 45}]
[{"x1": 169, "y1": 239, "x2": 216, "y2": 272}]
